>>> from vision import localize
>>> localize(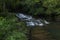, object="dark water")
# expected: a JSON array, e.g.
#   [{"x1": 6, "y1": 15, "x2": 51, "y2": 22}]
[
  {"x1": 46, "y1": 22, "x2": 60, "y2": 40},
  {"x1": 31, "y1": 21, "x2": 60, "y2": 40},
  {"x1": 16, "y1": 13, "x2": 60, "y2": 40}
]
